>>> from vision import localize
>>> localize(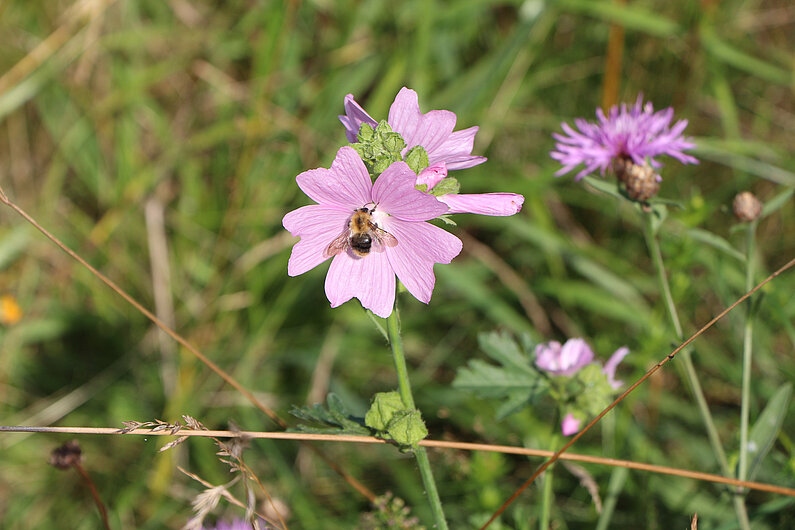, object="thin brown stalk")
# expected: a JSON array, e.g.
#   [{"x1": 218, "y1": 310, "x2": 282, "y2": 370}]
[
  {"x1": 481, "y1": 256, "x2": 795, "y2": 529},
  {"x1": 6, "y1": 426, "x2": 795, "y2": 498},
  {"x1": 0, "y1": 186, "x2": 376, "y2": 503},
  {"x1": 73, "y1": 461, "x2": 111, "y2": 530}
]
